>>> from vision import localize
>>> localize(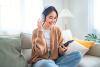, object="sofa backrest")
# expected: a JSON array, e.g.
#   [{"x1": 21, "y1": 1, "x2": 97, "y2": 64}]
[
  {"x1": 0, "y1": 34, "x2": 26, "y2": 67},
  {"x1": 20, "y1": 32, "x2": 100, "y2": 57}
]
